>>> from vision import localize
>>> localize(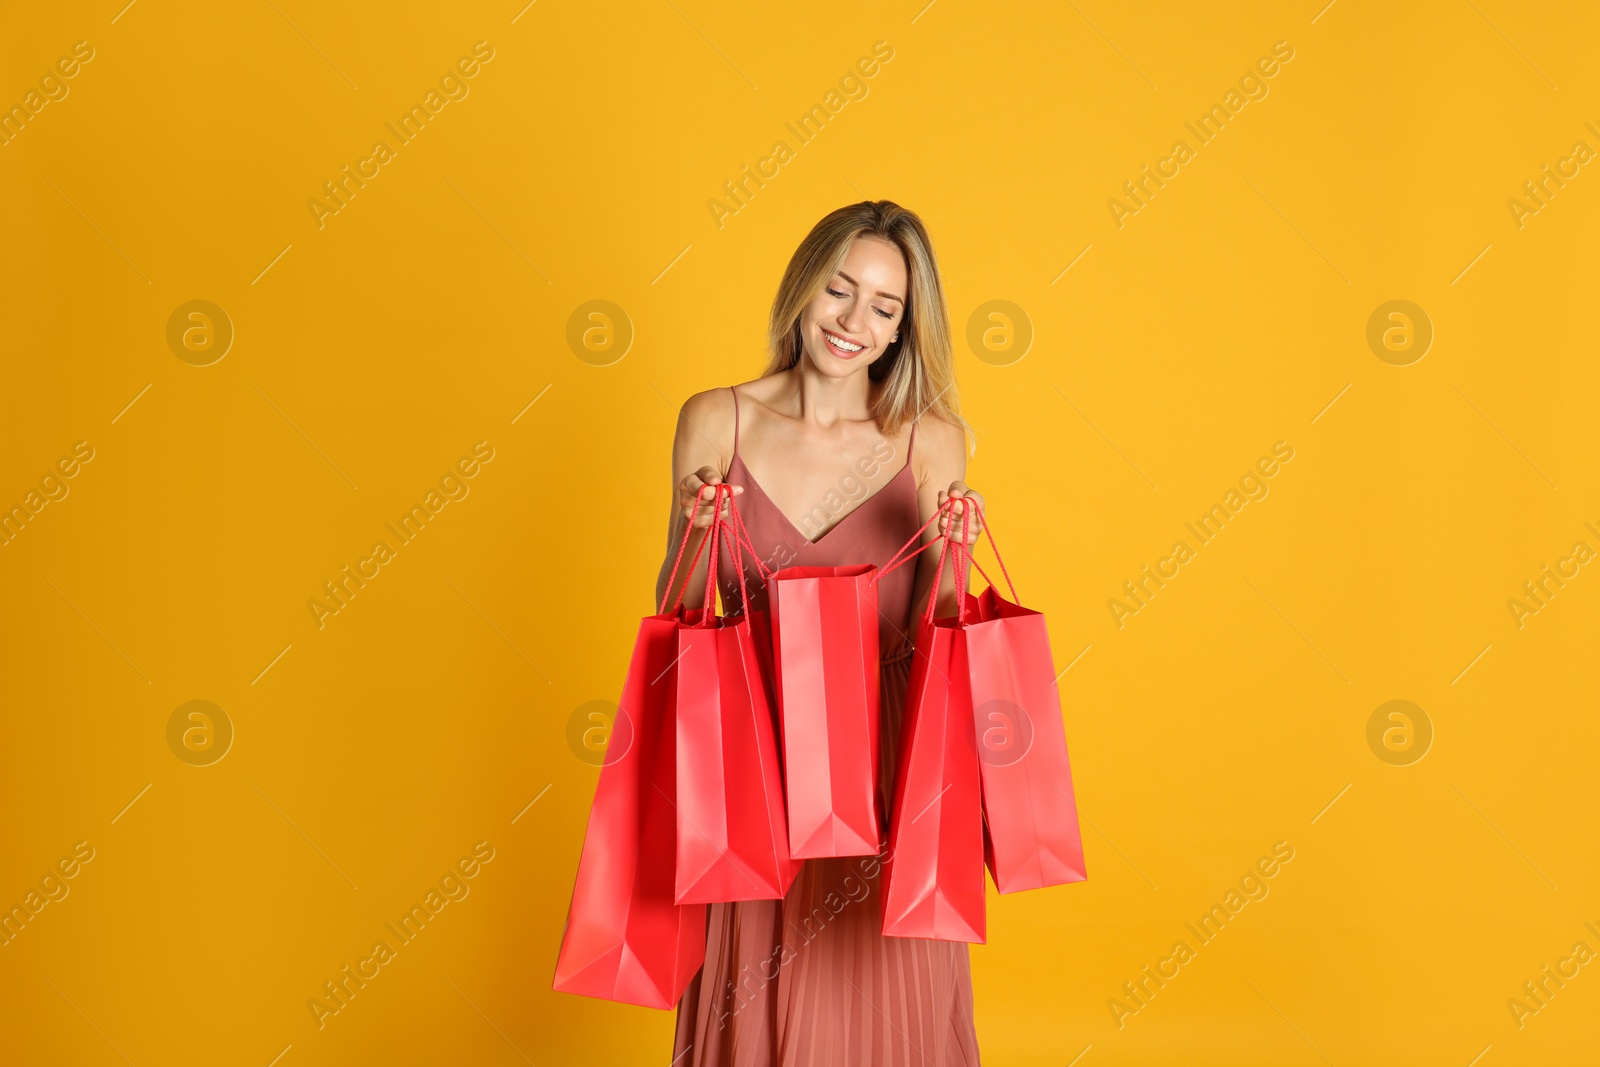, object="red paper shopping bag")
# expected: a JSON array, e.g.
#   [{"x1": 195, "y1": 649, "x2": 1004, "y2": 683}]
[
  {"x1": 672, "y1": 484, "x2": 799, "y2": 904},
  {"x1": 552, "y1": 609, "x2": 707, "y2": 1009},
  {"x1": 961, "y1": 501, "x2": 1087, "y2": 894},
  {"x1": 765, "y1": 562, "x2": 882, "y2": 859},
  {"x1": 878, "y1": 532, "x2": 987, "y2": 943}
]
